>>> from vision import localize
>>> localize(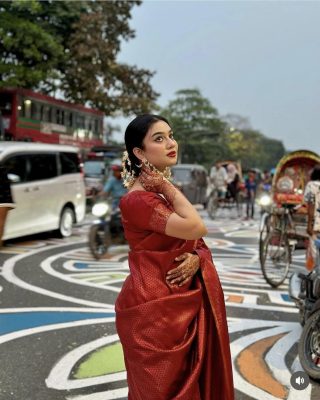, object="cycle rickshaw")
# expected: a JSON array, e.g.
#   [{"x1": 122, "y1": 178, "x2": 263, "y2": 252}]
[
  {"x1": 207, "y1": 160, "x2": 245, "y2": 219},
  {"x1": 259, "y1": 150, "x2": 320, "y2": 287}
]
